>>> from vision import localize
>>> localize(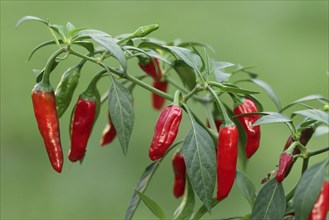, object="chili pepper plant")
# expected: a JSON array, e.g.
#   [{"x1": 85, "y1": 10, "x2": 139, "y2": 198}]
[{"x1": 17, "y1": 16, "x2": 329, "y2": 220}]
